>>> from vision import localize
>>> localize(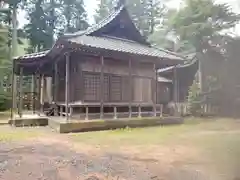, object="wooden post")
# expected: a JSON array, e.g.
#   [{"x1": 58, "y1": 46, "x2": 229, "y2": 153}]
[
  {"x1": 85, "y1": 106, "x2": 89, "y2": 120},
  {"x1": 129, "y1": 59, "x2": 132, "y2": 118},
  {"x1": 70, "y1": 107, "x2": 73, "y2": 117},
  {"x1": 173, "y1": 66, "x2": 179, "y2": 116},
  {"x1": 152, "y1": 64, "x2": 157, "y2": 117},
  {"x1": 114, "y1": 106, "x2": 117, "y2": 119},
  {"x1": 160, "y1": 104, "x2": 163, "y2": 117},
  {"x1": 54, "y1": 62, "x2": 58, "y2": 116},
  {"x1": 36, "y1": 74, "x2": 41, "y2": 115},
  {"x1": 18, "y1": 67, "x2": 23, "y2": 118},
  {"x1": 10, "y1": 73, "x2": 16, "y2": 120},
  {"x1": 100, "y1": 56, "x2": 104, "y2": 119},
  {"x1": 79, "y1": 107, "x2": 81, "y2": 119},
  {"x1": 40, "y1": 74, "x2": 44, "y2": 113},
  {"x1": 65, "y1": 53, "x2": 70, "y2": 121},
  {"x1": 31, "y1": 75, "x2": 35, "y2": 114},
  {"x1": 138, "y1": 105, "x2": 142, "y2": 118},
  {"x1": 60, "y1": 106, "x2": 63, "y2": 117}
]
